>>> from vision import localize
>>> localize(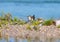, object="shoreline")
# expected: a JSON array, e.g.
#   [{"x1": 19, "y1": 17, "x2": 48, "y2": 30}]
[{"x1": 0, "y1": 24, "x2": 60, "y2": 39}]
